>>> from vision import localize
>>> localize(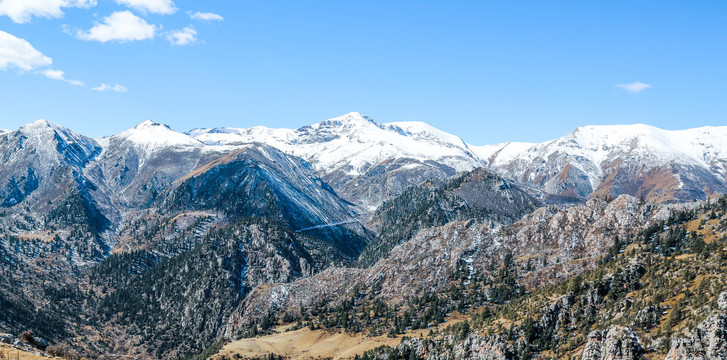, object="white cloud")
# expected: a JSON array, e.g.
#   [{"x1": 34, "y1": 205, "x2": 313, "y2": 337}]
[
  {"x1": 92, "y1": 83, "x2": 127, "y2": 92},
  {"x1": 0, "y1": 0, "x2": 96, "y2": 24},
  {"x1": 0, "y1": 30, "x2": 52, "y2": 71},
  {"x1": 41, "y1": 69, "x2": 84, "y2": 86},
  {"x1": 190, "y1": 11, "x2": 223, "y2": 21},
  {"x1": 616, "y1": 81, "x2": 652, "y2": 93},
  {"x1": 77, "y1": 11, "x2": 156, "y2": 43},
  {"x1": 116, "y1": 0, "x2": 176, "y2": 15},
  {"x1": 166, "y1": 26, "x2": 197, "y2": 46}
]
